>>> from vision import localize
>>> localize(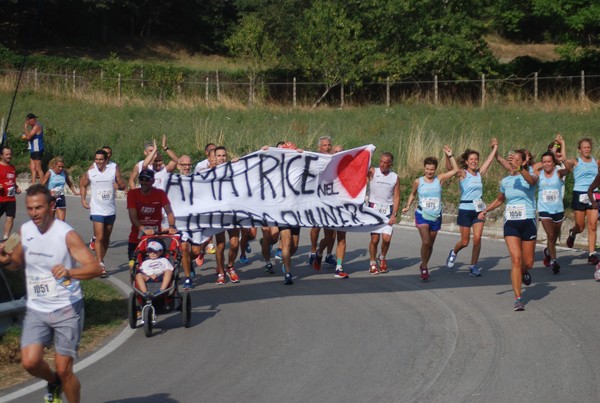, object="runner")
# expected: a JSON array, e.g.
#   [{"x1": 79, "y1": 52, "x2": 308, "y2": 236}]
[
  {"x1": 22, "y1": 113, "x2": 45, "y2": 184},
  {"x1": 42, "y1": 156, "x2": 80, "y2": 221},
  {"x1": 563, "y1": 138, "x2": 600, "y2": 264},
  {"x1": 445, "y1": 138, "x2": 498, "y2": 276},
  {"x1": 402, "y1": 146, "x2": 459, "y2": 280},
  {"x1": 80, "y1": 149, "x2": 127, "y2": 276},
  {"x1": 479, "y1": 149, "x2": 538, "y2": 311},
  {"x1": 367, "y1": 152, "x2": 400, "y2": 274},
  {"x1": 535, "y1": 151, "x2": 570, "y2": 274},
  {"x1": 142, "y1": 136, "x2": 179, "y2": 191},
  {"x1": 0, "y1": 184, "x2": 103, "y2": 403},
  {"x1": 128, "y1": 141, "x2": 155, "y2": 189},
  {"x1": 194, "y1": 142, "x2": 216, "y2": 174},
  {"x1": 0, "y1": 147, "x2": 21, "y2": 241}
]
